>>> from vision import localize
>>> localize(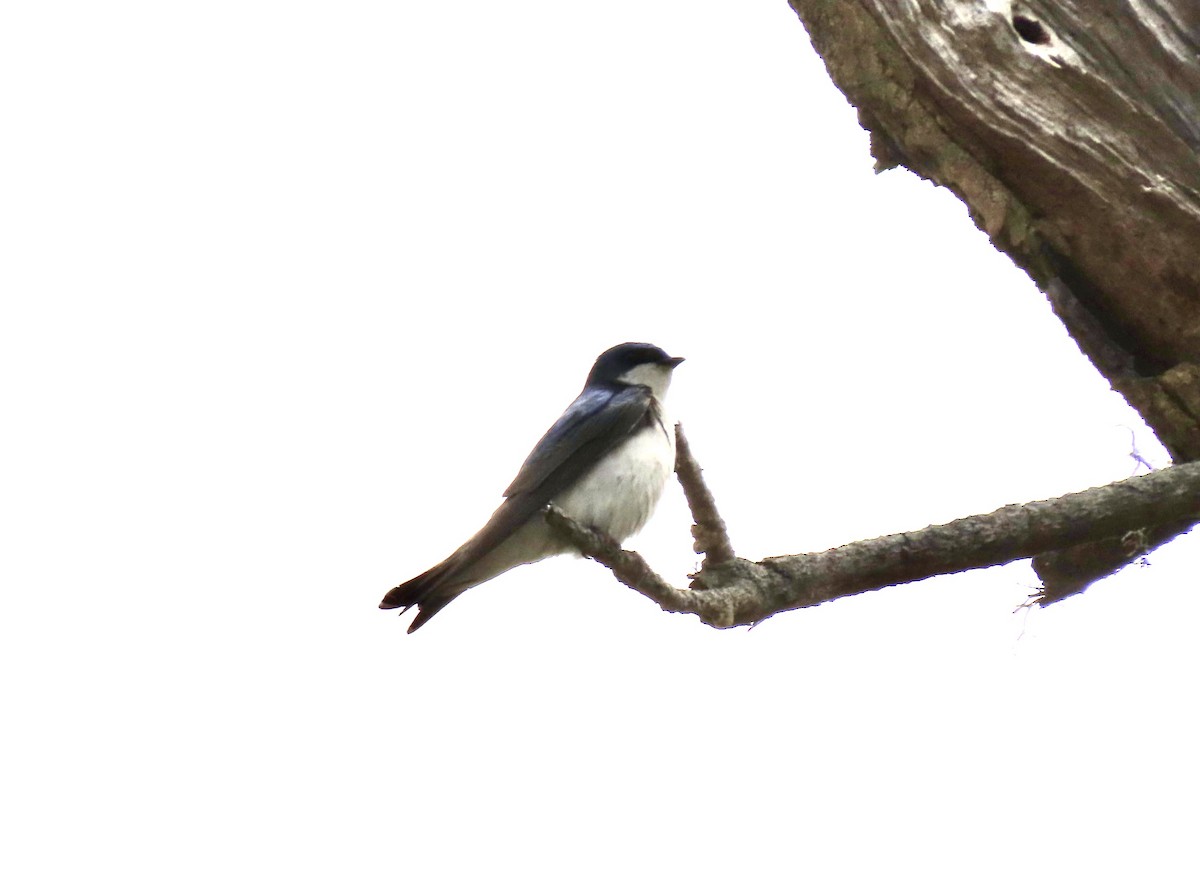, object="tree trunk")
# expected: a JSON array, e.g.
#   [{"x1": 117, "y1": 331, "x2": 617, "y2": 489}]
[{"x1": 784, "y1": 0, "x2": 1200, "y2": 598}]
